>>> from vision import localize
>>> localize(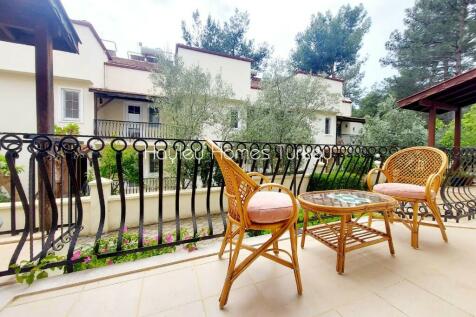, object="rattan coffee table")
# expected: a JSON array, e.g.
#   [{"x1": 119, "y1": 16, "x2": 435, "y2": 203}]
[{"x1": 298, "y1": 190, "x2": 398, "y2": 274}]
